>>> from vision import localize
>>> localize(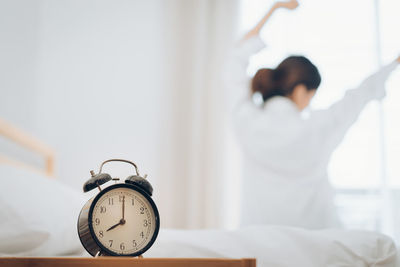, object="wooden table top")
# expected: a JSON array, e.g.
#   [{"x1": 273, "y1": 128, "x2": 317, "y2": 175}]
[{"x1": 0, "y1": 257, "x2": 256, "y2": 267}]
